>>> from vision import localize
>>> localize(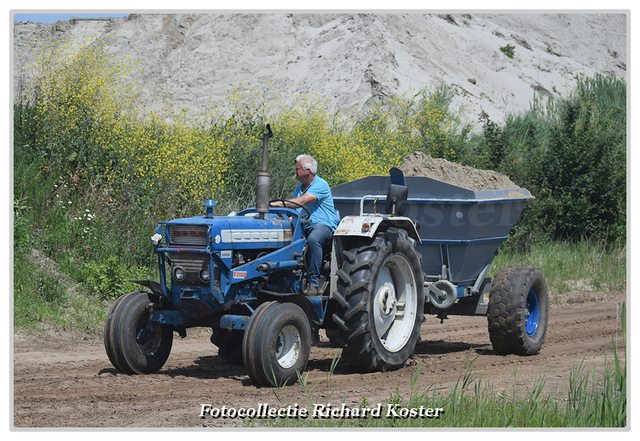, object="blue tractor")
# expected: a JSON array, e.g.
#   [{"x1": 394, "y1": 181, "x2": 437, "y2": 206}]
[{"x1": 104, "y1": 125, "x2": 548, "y2": 387}]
